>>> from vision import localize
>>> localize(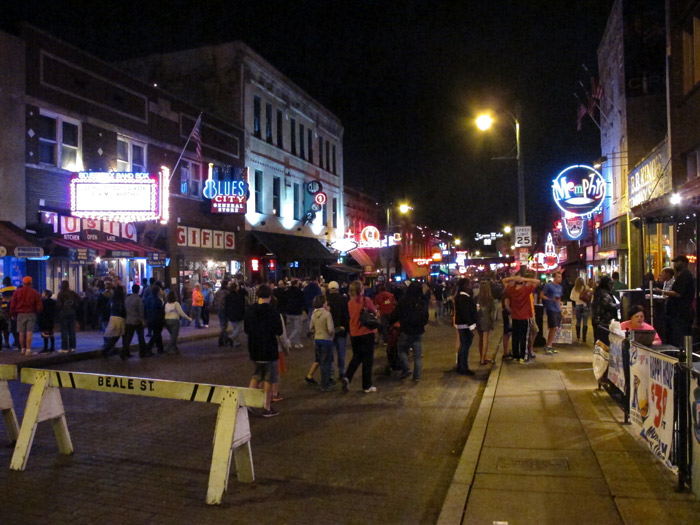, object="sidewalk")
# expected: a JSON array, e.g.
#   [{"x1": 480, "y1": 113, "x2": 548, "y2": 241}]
[
  {"x1": 440, "y1": 343, "x2": 700, "y2": 525},
  {"x1": 0, "y1": 319, "x2": 223, "y2": 366}
]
